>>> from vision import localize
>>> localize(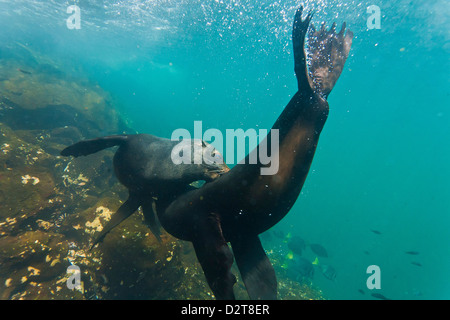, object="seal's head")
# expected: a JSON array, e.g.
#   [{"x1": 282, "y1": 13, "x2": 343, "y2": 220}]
[{"x1": 195, "y1": 139, "x2": 230, "y2": 181}]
